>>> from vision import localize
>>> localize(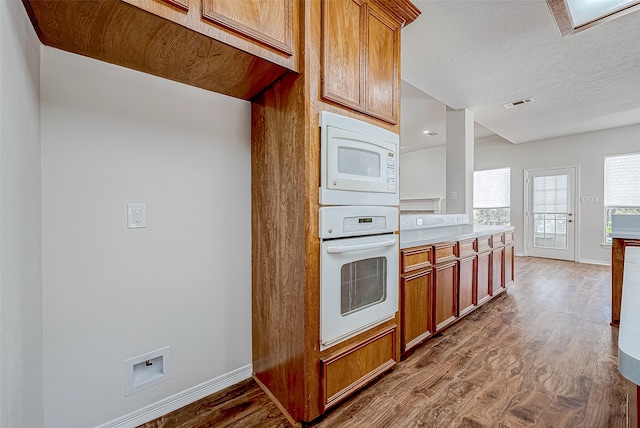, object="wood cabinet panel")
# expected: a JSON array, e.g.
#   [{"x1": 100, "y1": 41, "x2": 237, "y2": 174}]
[
  {"x1": 434, "y1": 261, "x2": 458, "y2": 331},
  {"x1": 401, "y1": 269, "x2": 433, "y2": 352},
  {"x1": 477, "y1": 235, "x2": 492, "y2": 253},
  {"x1": 477, "y1": 251, "x2": 492, "y2": 305},
  {"x1": 505, "y1": 244, "x2": 514, "y2": 287},
  {"x1": 491, "y1": 233, "x2": 505, "y2": 248},
  {"x1": 492, "y1": 247, "x2": 505, "y2": 295},
  {"x1": 504, "y1": 230, "x2": 514, "y2": 245},
  {"x1": 611, "y1": 238, "x2": 640, "y2": 326},
  {"x1": 401, "y1": 245, "x2": 432, "y2": 273},
  {"x1": 202, "y1": 0, "x2": 293, "y2": 55},
  {"x1": 434, "y1": 242, "x2": 456, "y2": 264},
  {"x1": 364, "y1": 5, "x2": 398, "y2": 122},
  {"x1": 322, "y1": 0, "x2": 364, "y2": 110},
  {"x1": 321, "y1": 326, "x2": 396, "y2": 410},
  {"x1": 456, "y1": 238, "x2": 476, "y2": 258},
  {"x1": 458, "y1": 256, "x2": 476, "y2": 317}
]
